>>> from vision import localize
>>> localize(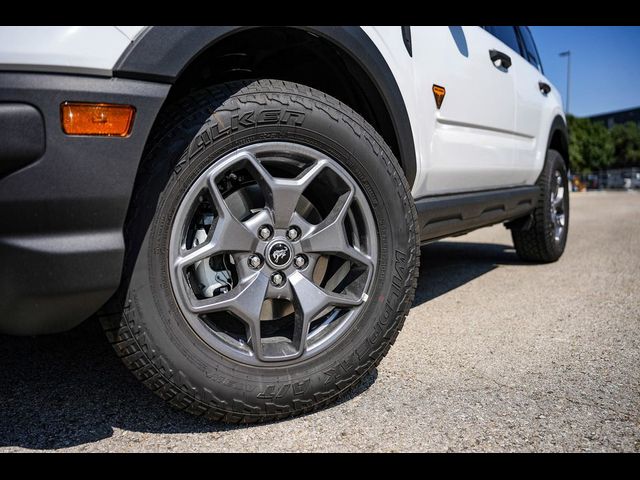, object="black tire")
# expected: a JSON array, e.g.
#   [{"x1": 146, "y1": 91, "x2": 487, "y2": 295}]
[
  {"x1": 511, "y1": 149, "x2": 569, "y2": 262},
  {"x1": 100, "y1": 79, "x2": 419, "y2": 423}
]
